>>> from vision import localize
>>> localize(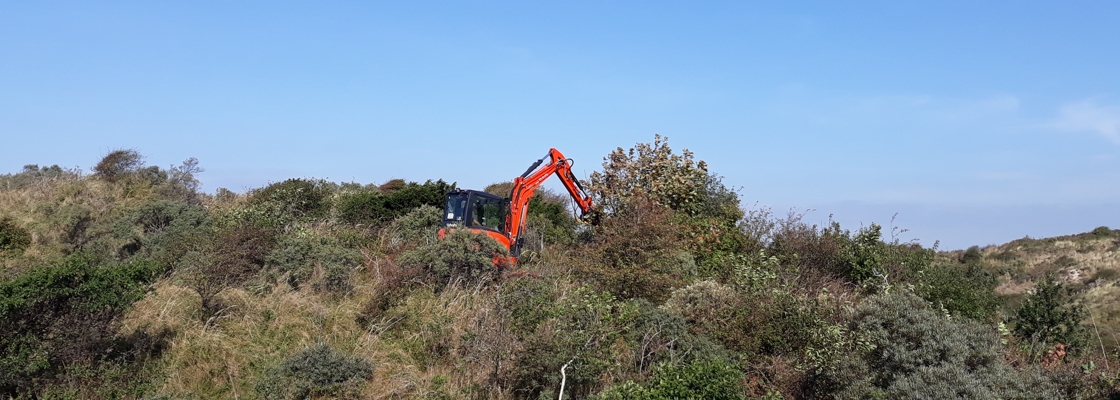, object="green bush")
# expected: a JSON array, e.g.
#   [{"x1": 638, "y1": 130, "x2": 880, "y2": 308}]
[
  {"x1": 961, "y1": 245, "x2": 984, "y2": 265},
  {"x1": 246, "y1": 178, "x2": 334, "y2": 226},
  {"x1": 255, "y1": 343, "x2": 374, "y2": 400},
  {"x1": 510, "y1": 286, "x2": 635, "y2": 399},
  {"x1": 337, "y1": 180, "x2": 453, "y2": 226},
  {"x1": 1013, "y1": 275, "x2": 1088, "y2": 354},
  {"x1": 0, "y1": 254, "x2": 160, "y2": 396},
  {"x1": 807, "y1": 291, "x2": 1060, "y2": 399},
  {"x1": 93, "y1": 149, "x2": 144, "y2": 183},
  {"x1": 916, "y1": 262, "x2": 1002, "y2": 320},
  {"x1": 1092, "y1": 226, "x2": 1114, "y2": 238},
  {"x1": 596, "y1": 358, "x2": 745, "y2": 400},
  {"x1": 0, "y1": 164, "x2": 73, "y2": 191},
  {"x1": 397, "y1": 229, "x2": 507, "y2": 289},
  {"x1": 0, "y1": 217, "x2": 31, "y2": 256},
  {"x1": 266, "y1": 234, "x2": 361, "y2": 293},
  {"x1": 384, "y1": 204, "x2": 443, "y2": 250}
]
